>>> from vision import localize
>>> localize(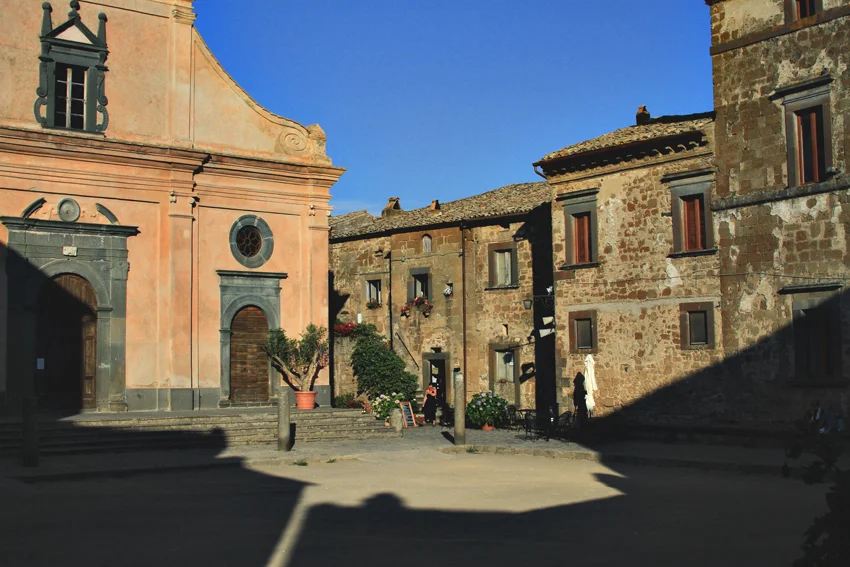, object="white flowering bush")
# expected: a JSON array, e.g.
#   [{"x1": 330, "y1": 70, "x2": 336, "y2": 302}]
[
  {"x1": 466, "y1": 391, "x2": 509, "y2": 427},
  {"x1": 371, "y1": 392, "x2": 406, "y2": 421}
]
